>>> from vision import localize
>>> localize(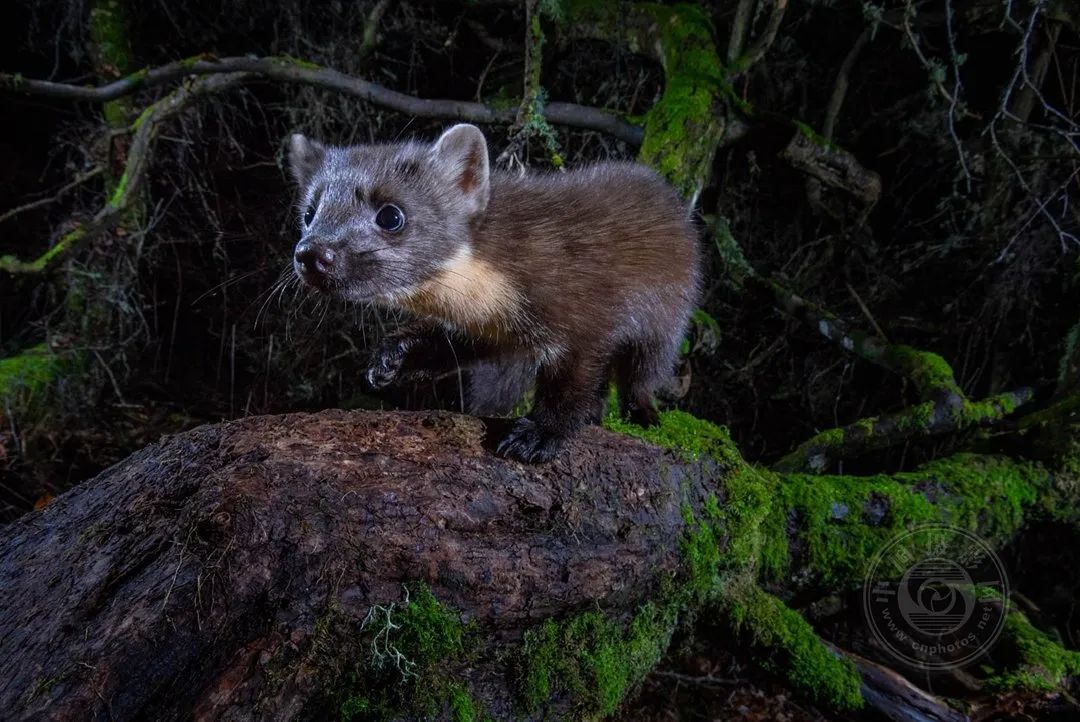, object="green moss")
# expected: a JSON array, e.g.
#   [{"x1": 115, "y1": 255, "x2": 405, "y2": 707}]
[
  {"x1": 447, "y1": 682, "x2": 486, "y2": 722},
  {"x1": 1060, "y1": 321, "x2": 1080, "y2": 389},
  {"x1": 276, "y1": 54, "x2": 323, "y2": 70},
  {"x1": 391, "y1": 583, "x2": 467, "y2": 668},
  {"x1": 599, "y1": 406, "x2": 1061, "y2": 713},
  {"x1": 635, "y1": 3, "x2": 728, "y2": 197},
  {"x1": 107, "y1": 167, "x2": 131, "y2": 209},
  {"x1": 0, "y1": 344, "x2": 65, "y2": 406},
  {"x1": 88, "y1": 0, "x2": 133, "y2": 77},
  {"x1": 338, "y1": 583, "x2": 488, "y2": 722},
  {"x1": 885, "y1": 345, "x2": 961, "y2": 396},
  {"x1": 713, "y1": 216, "x2": 754, "y2": 285},
  {"x1": 987, "y1": 610, "x2": 1080, "y2": 692},
  {"x1": 792, "y1": 120, "x2": 839, "y2": 150},
  {"x1": 520, "y1": 602, "x2": 677, "y2": 718},
  {"x1": 724, "y1": 581, "x2": 863, "y2": 709},
  {"x1": 603, "y1": 409, "x2": 741, "y2": 465},
  {"x1": 778, "y1": 454, "x2": 1046, "y2": 587},
  {"x1": 89, "y1": 0, "x2": 135, "y2": 134},
  {"x1": 0, "y1": 225, "x2": 86, "y2": 275}
]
